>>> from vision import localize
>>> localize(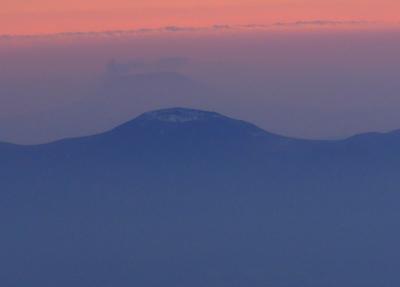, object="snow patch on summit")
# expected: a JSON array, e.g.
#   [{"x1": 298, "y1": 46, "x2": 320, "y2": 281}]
[{"x1": 140, "y1": 108, "x2": 223, "y2": 123}]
